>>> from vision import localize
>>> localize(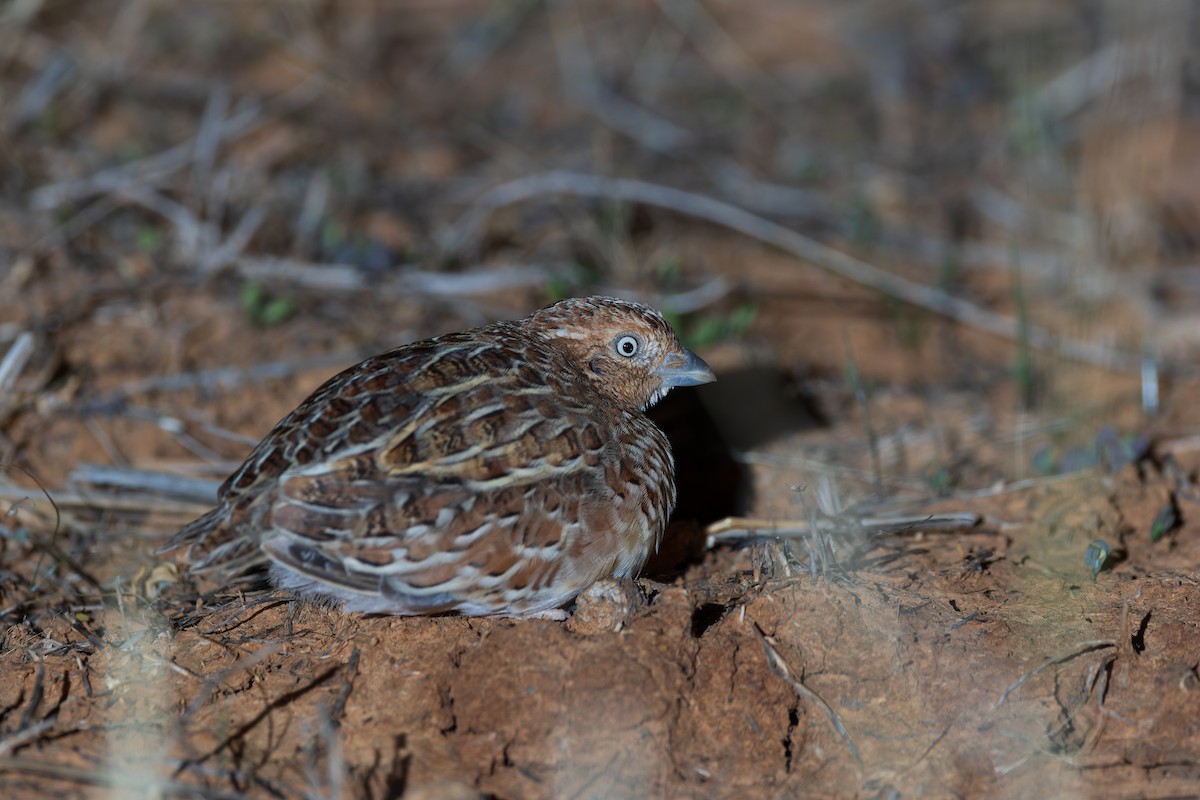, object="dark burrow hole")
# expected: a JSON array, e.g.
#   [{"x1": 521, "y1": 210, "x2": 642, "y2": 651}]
[
  {"x1": 784, "y1": 705, "x2": 800, "y2": 772},
  {"x1": 644, "y1": 367, "x2": 825, "y2": 579},
  {"x1": 690, "y1": 602, "x2": 730, "y2": 638},
  {"x1": 1131, "y1": 610, "x2": 1151, "y2": 653}
]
